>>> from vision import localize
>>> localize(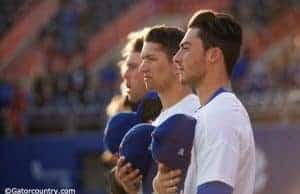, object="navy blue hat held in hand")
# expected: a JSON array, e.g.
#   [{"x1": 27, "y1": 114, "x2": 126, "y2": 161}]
[
  {"x1": 104, "y1": 112, "x2": 141, "y2": 154},
  {"x1": 119, "y1": 123, "x2": 155, "y2": 176},
  {"x1": 151, "y1": 114, "x2": 196, "y2": 192}
]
